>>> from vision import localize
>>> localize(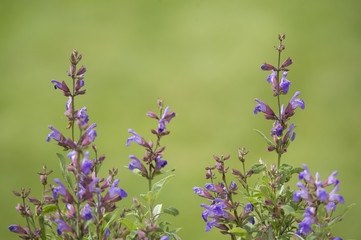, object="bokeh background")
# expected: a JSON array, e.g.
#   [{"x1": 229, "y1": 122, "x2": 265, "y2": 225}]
[{"x1": 1, "y1": 0, "x2": 360, "y2": 239}]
